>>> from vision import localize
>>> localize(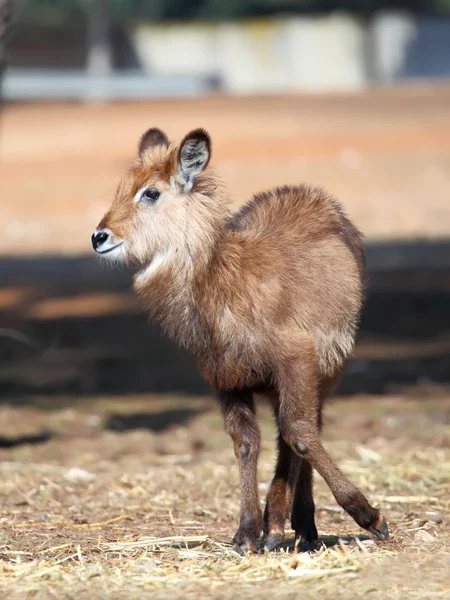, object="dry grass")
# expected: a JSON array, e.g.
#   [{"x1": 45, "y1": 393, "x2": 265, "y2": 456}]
[{"x1": 1, "y1": 394, "x2": 450, "y2": 599}]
